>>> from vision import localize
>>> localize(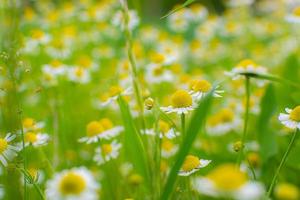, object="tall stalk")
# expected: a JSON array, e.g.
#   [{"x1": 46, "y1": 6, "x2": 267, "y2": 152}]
[
  {"x1": 120, "y1": 0, "x2": 146, "y2": 132},
  {"x1": 237, "y1": 76, "x2": 250, "y2": 166},
  {"x1": 266, "y1": 129, "x2": 298, "y2": 197}
]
